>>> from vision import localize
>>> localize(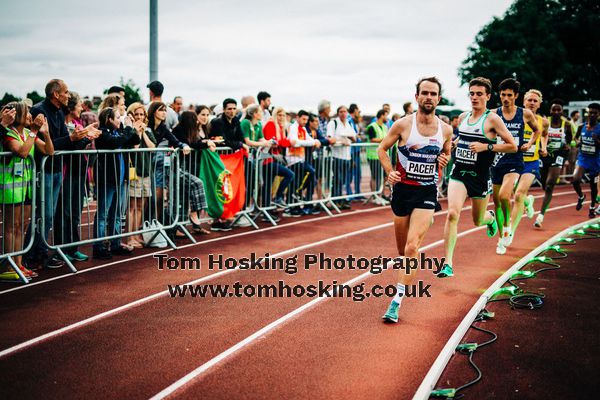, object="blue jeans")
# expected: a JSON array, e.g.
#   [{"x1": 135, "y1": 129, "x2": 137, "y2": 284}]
[
  {"x1": 93, "y1": 183, "x2": 122, "y2": 251},
  {"x1": 346, "y1": 146, "x2": 362, "y2": 195},
  {"x1": 333, "y1": 158, "x2": 350, "y2": 199},
  {"x1": 25, "y1": 171, "x2": 62, "y2": 262},
  {"x1": 261, "y1": 161, "x2": 294, "y2": 206}
]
